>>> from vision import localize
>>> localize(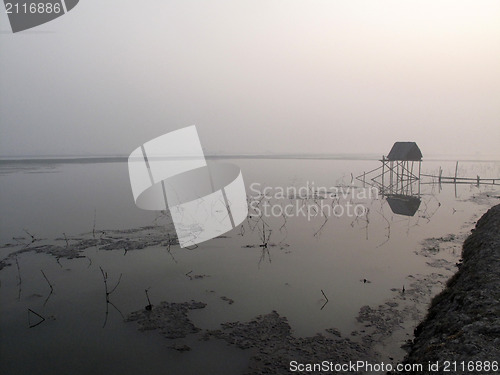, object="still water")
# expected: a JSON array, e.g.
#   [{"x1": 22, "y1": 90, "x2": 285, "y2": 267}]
[{"x1": 1, "y1": 157, "x2": 499, "y2": 374}]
